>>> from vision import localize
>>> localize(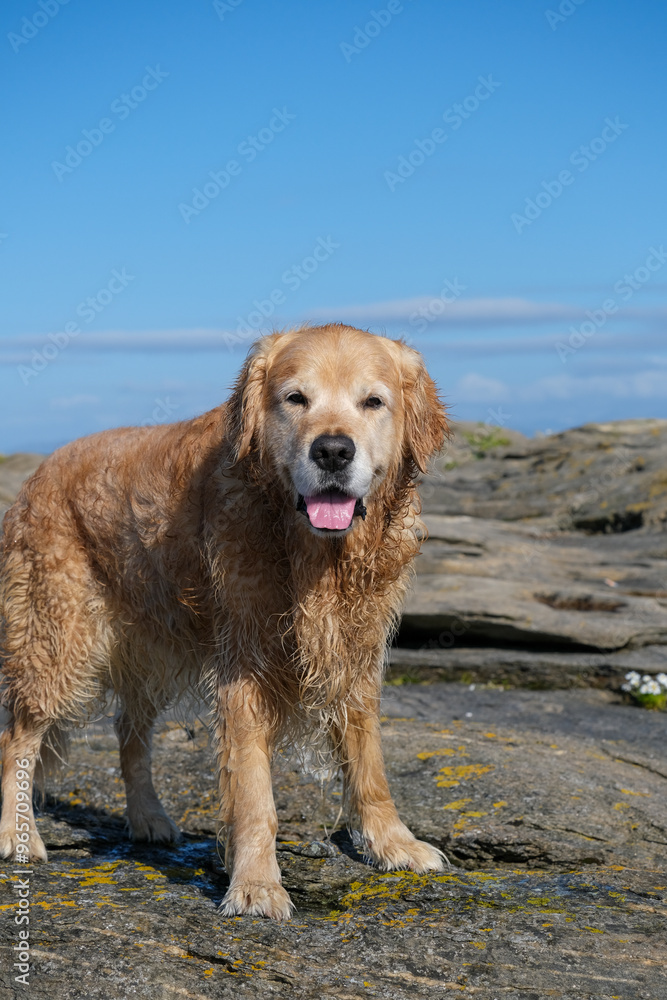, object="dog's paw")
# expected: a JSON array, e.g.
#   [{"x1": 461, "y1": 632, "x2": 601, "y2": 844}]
[
  {"x1": 367, "y1": 830, "x2": 447, "y2": 874},
  {"x1": 127, "y1": 805, "x2": 181, "y2": 844},
  {"x1": 220, "y1": 881, "x2": 294, "y2": 921},
  {"x1": 0, "y1": 826, "x2": 48, "y2": 863}
]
